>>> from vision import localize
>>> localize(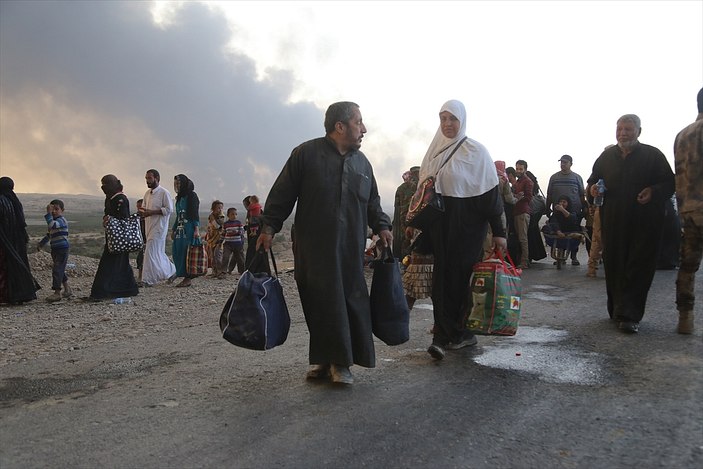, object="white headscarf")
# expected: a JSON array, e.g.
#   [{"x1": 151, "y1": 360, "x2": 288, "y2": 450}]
[{"x1": 418, "y1": 99, "x2": 498, "y2": 198}]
